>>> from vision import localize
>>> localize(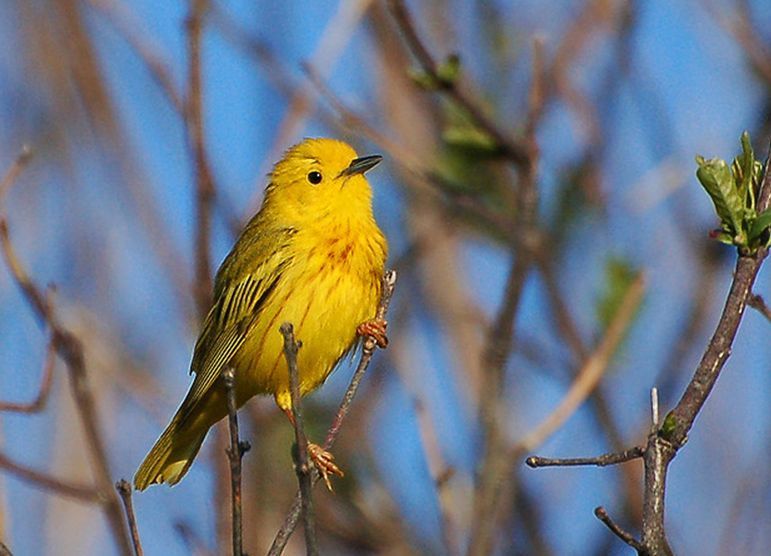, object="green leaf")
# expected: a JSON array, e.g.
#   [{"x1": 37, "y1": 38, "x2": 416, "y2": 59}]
[
  {"x1": 731, "y1": 131, "x2": 757, "y2": 213},
  {"x1": 442, "y1": 125, "x2": 498, "y2": 153},
  {"x1": 696, "y1": 155, "x2": 746, "y2": 243},
  {"x1": 749, "y1": 208, "x2": 771, "y2": 244},
  {"x1": 596, "y1": 257, "x2": 639, "y2": 332}
]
